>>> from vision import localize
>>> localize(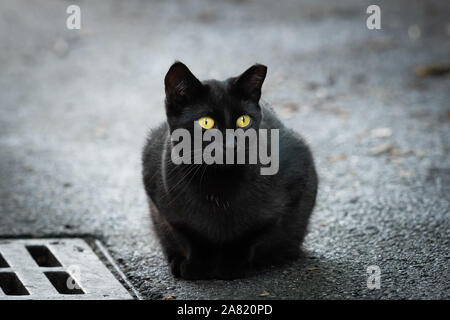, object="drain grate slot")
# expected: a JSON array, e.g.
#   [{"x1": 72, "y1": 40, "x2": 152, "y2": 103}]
[
  {"x1": 0, "y1": 273, "x2": 30, "y2": 296},
  {"x1": 0, "y1": 253, "x2": 9, "y2": 268},
  {"x1": 44, "y1": 272, "x2": 84, "y2": 295},
  {"x1": 26, "y1": 245, "x2": 62, "y2": 267}
]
